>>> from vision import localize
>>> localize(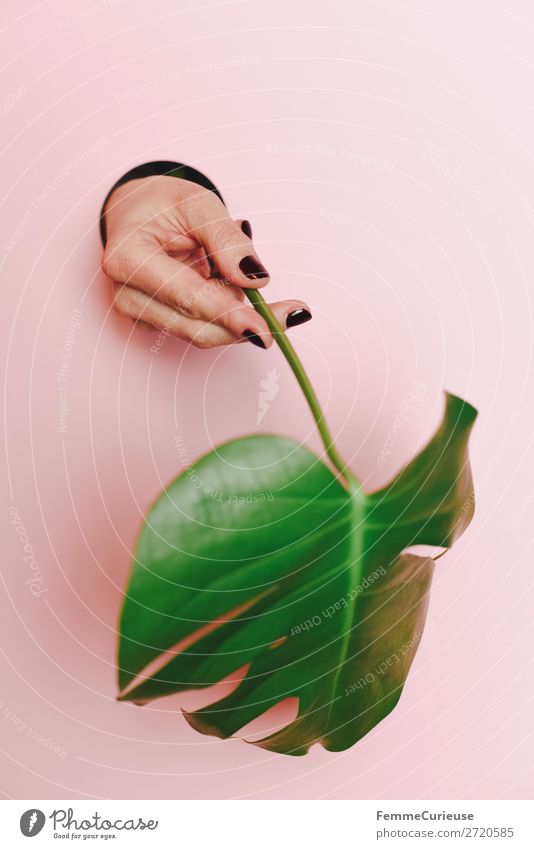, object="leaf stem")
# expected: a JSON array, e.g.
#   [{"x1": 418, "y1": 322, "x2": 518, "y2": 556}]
[{"x1": 245, "y1": 288, "x2": 357, "y2": 490}]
